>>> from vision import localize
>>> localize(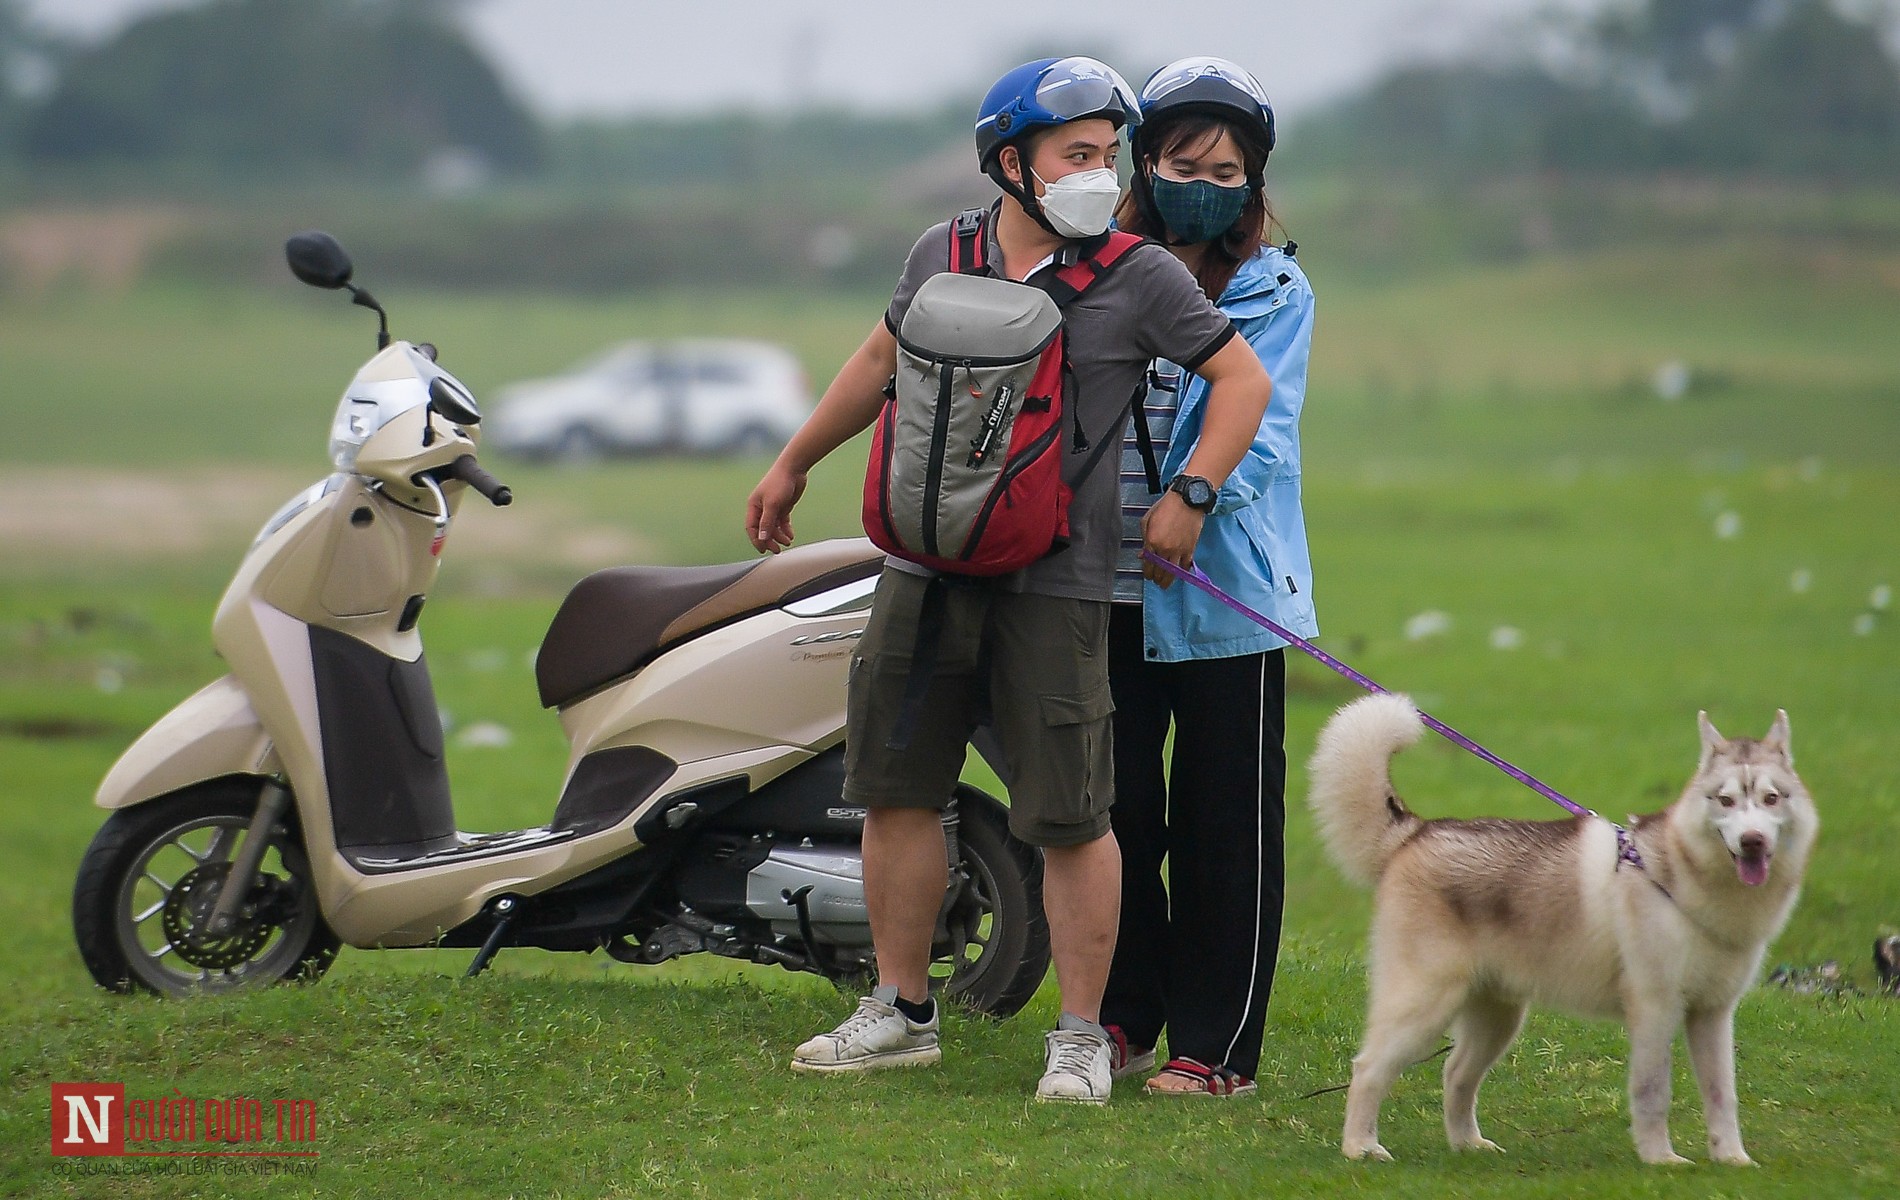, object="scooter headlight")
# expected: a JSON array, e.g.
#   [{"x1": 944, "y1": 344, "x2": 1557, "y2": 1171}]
[
  {"x1": 329, "y1": 398, "x2": 379, "y2": 471},
  {"x1": 328, "y1": 378, "x2": 428, "y2": 472}
]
